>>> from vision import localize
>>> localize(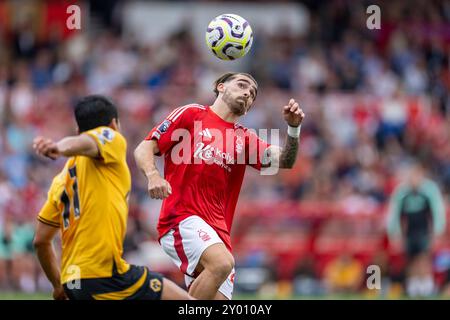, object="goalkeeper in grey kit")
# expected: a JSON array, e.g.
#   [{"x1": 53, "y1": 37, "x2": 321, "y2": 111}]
[{"x1": 387, "y1": 162, "x2": 446, "y2": 297}]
